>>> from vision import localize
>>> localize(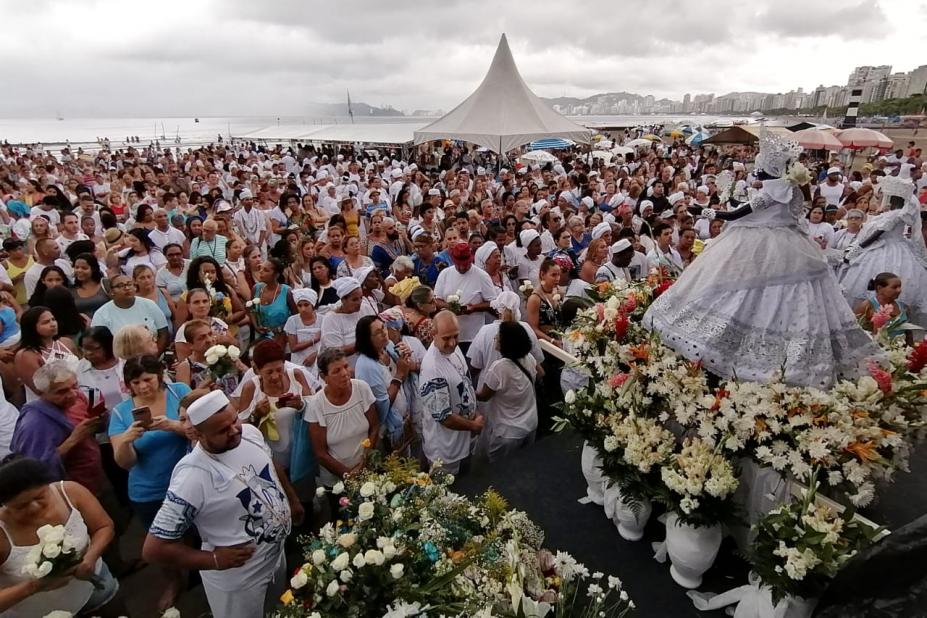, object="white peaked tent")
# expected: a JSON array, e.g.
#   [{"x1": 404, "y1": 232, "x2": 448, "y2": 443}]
[{"x1": 413, "y1": 34, "x2": 592, "y2": 154}]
